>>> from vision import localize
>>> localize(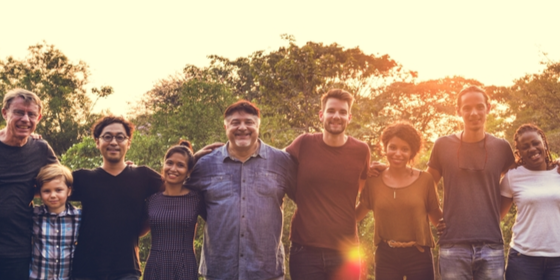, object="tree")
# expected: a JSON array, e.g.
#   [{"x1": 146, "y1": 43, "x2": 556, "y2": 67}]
[
  {"x1": 183, "y1": 36, "x2": 411, "y2": 136},
  {"x1": 492, "y1": 60, "x2": 560, "y2": 152},
  {"x1": 0, "y1": 42, "x2": 112, "y2": 155}
]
